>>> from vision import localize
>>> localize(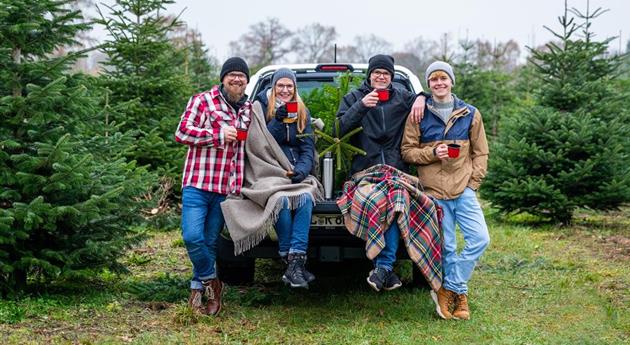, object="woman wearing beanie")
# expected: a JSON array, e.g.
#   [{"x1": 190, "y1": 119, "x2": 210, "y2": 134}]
[{"x1": 252, "y1": 68, "x2": 317, "y2": 288}]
